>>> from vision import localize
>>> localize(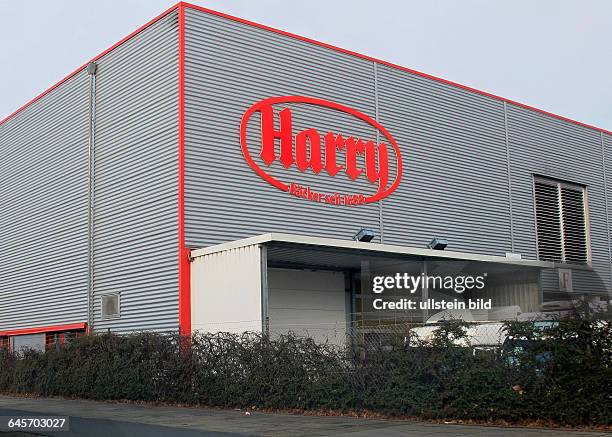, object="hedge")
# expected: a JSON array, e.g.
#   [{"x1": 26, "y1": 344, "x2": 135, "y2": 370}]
[{"x1": 1, "y1": 319, "x2": 610, "y2": 426}]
